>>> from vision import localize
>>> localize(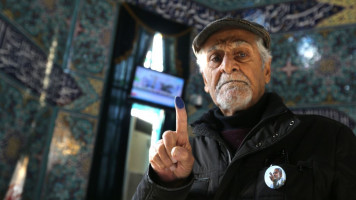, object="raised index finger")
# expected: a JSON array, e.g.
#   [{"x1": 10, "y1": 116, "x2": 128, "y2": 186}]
[{"x1": 175, "y1": 96, "x2": 188, "y2": 136}]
